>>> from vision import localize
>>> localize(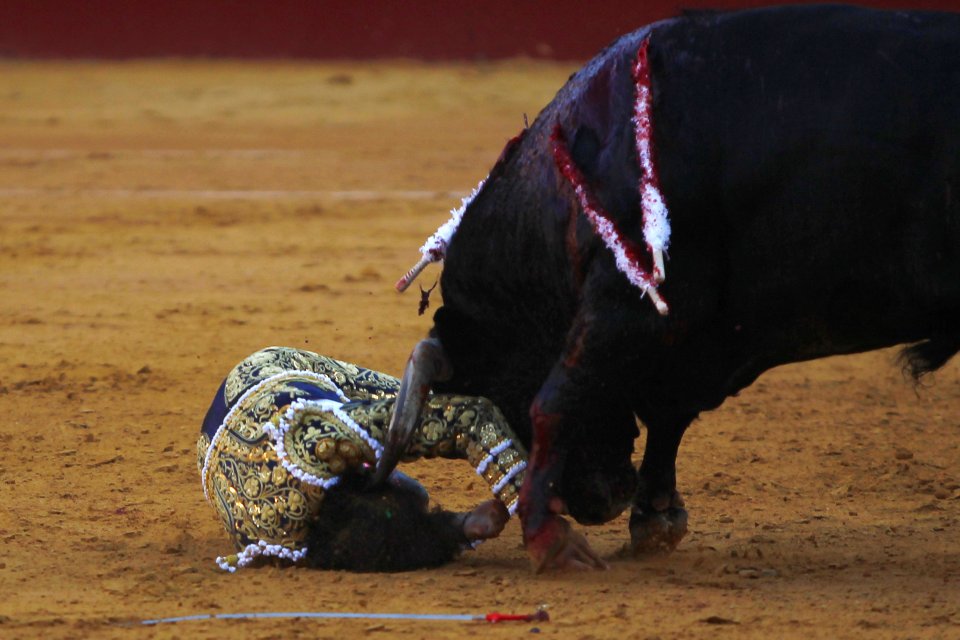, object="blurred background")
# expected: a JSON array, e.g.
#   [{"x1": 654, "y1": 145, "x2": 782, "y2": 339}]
[{"x1": 3, "y1": 0, "x2": 958, "y2": 61}]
